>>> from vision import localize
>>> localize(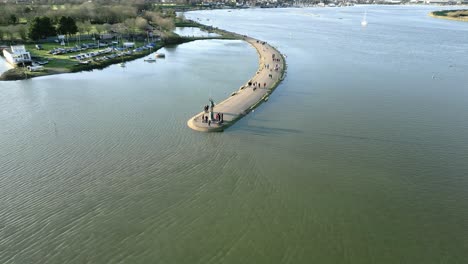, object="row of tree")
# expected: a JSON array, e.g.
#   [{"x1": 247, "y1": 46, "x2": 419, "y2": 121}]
[
  {"x1": 0, "y1": 25, "x2": 27, "y2": 41},
  {"x1": 0, "y1": 1, "x2": 179, "y2": 26},
  {"x1": 27, "y1": 16, "x2": 77, "y2": 40},
  {"x1": 0, "y1": 11, "x2": 176, "y2": 41}
]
